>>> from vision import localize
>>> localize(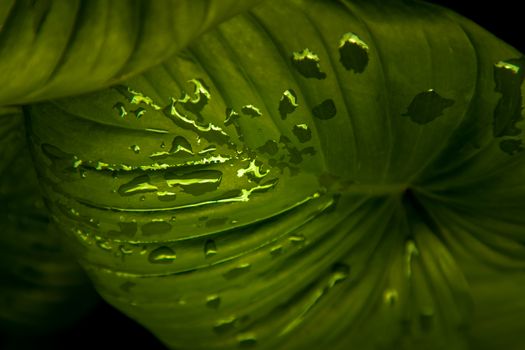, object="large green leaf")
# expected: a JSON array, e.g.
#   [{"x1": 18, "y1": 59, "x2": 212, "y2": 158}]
[
  {"x1": 0, "y1": 0, "x2": 263, "y2": 106},
  {"x1": 24, "y1": 0, "x2": 525, "y2": 349}
]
